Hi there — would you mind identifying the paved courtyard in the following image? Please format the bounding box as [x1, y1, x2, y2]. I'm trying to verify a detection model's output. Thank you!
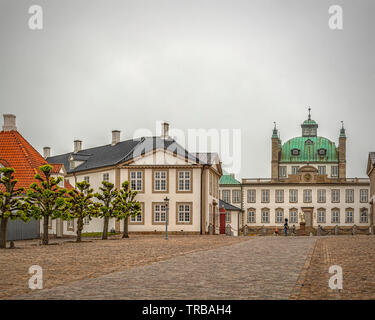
[4, 235, 375, 300]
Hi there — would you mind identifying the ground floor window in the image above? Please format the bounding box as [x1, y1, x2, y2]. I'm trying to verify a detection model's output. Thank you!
[317, 209, 326, 223]
[83, 216, 90, 225]
[177, 203, 191, 223]
[153, 203, 167, 223]
[331, 209, 340, 224]
[289, 210, 298, 224]
[345, 209, 354, 223]
[275, 209, 283, 223]
[360, 209, 368, 223]
[261, 209, 270, 223]
[247, 209, 255, 223]
[226, 212, 231, 223]
[67, 219, 74, 231]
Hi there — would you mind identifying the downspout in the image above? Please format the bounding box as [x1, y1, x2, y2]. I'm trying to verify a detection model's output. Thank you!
[200, 164, 208, 235]
[239, 183, 243, 235]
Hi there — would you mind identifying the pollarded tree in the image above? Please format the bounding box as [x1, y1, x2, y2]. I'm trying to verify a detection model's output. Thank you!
[26, 164, 69, 245]
[116, 181, 141, 239]
[64, 181, 95, 242]
[94, 181, 120, 240]
[0, 167, 29, 249]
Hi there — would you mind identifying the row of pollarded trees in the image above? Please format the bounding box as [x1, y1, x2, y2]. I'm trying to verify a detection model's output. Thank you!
[0, 164, 141, 248]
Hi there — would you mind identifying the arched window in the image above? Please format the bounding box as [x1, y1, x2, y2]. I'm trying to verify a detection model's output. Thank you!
[247, 208, 256, 224]
[275, 208, 284, 224]
[261, 208, 270, 223]
[345, 208, 354, 223]
[360, 208, 368, 223]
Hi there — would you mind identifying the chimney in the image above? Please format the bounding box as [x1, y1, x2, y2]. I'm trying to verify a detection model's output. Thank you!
[112, 130, 120, 146]
[2, 114, 17, 131]
[161, 122, 169, 139]
[43, 147, 51, 159]
[74, 140, 82, 153]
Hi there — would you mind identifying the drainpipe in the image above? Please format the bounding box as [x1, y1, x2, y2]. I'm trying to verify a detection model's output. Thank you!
[200, 164, 209, 235]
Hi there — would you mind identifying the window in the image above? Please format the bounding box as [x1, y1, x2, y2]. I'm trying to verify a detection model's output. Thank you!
[261, 190, 270, 203]
[360, 189, 368, 203]
[209, 173, 212, 196]
[130, 203, 143, 223]
[153, 203, 167, 223]
[275, 209, 284, 223]
[209, 204, 213, 224]
[153, 170, 168, 192]
[291, 149, 300, 156]
[247, 189, 256, 203]
[232, 190, 241, 203]
[103, 173, 109, 182]
[331, 209, 340, 224]
[261, 209, 270, 223]
[222, 190, 230, 203]
[177, 203, 191, 223]
[346, 189, 354, 203]
[83, 217, 90, 225]
[67, 219, 74, 231]
[317, 189, 326, 203]
[331, 189, 340, 203]
[279, 166, 286, 178]
[345, 209, 354, 223]
[317, 209, 326, 223]
[225, 211, 231, 223]
[292, 166, 299, 175]
[303, 189, 312, 203]
[318, 149, 327, 156]
[84, 176, 90, 183]
[331, 166, 339, 177]
[177, 170, 191, 192]
[247, 209, 256, 223]
[275, 190, 284, 203]
[130, 171, 143, 191]
[360, 209, 368, 223]
[289, 210, 298, 223]
[289, 189, 298, 203]
[318, 166, 326, 175]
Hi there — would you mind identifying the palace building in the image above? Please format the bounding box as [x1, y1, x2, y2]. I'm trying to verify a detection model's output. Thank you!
[219, 111, 371, 234]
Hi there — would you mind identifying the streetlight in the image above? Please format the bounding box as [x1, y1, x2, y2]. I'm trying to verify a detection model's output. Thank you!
[164, 196, 169, 240]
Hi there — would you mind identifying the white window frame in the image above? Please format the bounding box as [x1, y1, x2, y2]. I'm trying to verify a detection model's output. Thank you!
[247, 189, 256, 203]
[154, 204, 167, 222]
[317, 189, 326, 203]
[292, 166, 299, 175]
[275, 190, 284, 203]
[289, 210, 298, 224]
[318, 166, 326, 175]
[177, 203, 191, 223]
[345, 209, 354, 223]
[247, 209, 255, 223]
[303, 189, 312, 203]
[317, 209, 326, 223]
[261, 190, 270, 203]
[103, 173, 109, 182]
[331, 166, 339, 177]
[331, 189, 340, 203]
[130, 171, 143, 191]
[331, 209, 340, 224]
[360, 209, 368, 223]
[222, 190, 230, 203]
[289, 189, 298, 203]
[84, 176, 90, 183]
[232, 190, 241, 203]
[279, 166, 287, 178]
[346, 189, 354, 203]
[261, 209, 270, 223]
[177, 171, 191, 191]
[154, 171, 167, 192]
[360, 189, 368, 203]
[275, 209, 283, 223]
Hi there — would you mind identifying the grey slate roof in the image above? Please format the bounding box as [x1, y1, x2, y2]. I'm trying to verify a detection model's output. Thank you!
[47, 137, 204, 174]
[191, 152, 219, 165]
[219, 199, 241, 211]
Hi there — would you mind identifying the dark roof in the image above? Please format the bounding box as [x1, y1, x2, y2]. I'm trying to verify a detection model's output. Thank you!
[47, 137, 203, 174]
[219, 199, 241, 211]
[192, 152, 219, 165]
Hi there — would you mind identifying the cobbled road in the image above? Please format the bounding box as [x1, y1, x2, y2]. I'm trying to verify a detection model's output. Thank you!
[16, 237, 315, 300]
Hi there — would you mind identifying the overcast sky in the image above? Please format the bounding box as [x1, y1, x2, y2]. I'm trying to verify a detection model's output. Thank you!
[1, 0, 374, 178]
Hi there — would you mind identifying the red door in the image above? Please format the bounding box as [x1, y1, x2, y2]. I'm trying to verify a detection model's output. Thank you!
[220, 213, 226, 234]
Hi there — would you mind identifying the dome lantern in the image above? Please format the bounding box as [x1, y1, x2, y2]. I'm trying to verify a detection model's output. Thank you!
[301, 107, 318, 137]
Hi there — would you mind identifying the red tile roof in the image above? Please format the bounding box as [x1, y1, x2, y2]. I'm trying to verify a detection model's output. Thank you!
[64, 179, 74, 191]
[0, 130, 49, 190]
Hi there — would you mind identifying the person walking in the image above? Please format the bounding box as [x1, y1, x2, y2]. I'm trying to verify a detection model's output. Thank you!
[284, 218, 289, 236]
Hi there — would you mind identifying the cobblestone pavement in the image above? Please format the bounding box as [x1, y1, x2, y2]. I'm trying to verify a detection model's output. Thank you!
[0, 235, 249, 299]
[15, 237, 315, 300]
[290, 235, 375, 300]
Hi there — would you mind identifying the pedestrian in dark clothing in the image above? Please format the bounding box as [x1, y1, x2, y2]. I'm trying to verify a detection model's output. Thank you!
[284, 218, 289, 236]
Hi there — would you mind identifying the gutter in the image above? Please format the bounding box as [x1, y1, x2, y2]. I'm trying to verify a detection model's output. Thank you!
[200, 164, 209, 235]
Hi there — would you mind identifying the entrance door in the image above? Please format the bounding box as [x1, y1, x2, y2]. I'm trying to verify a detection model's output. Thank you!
[220, 213, 226, 234]
[303, 209, 313, 227]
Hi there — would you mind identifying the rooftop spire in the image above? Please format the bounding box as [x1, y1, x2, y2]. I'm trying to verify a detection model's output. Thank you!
[308, 107, 311, 120]
[272, 121, 278, 138]
[340, 120, 346, 137]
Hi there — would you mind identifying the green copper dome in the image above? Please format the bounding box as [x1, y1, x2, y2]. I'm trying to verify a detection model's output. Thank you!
[303, 119, 317, 125]
[280, 136, 338, 163]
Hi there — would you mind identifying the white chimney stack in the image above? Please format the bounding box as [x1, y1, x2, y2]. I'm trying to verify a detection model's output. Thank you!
[112, 130, 120, 146]
[2, 114, 17, 131]
[43, 147, 51, 159]
[161, 122, 169, 139]
[74, 140, 82, 153]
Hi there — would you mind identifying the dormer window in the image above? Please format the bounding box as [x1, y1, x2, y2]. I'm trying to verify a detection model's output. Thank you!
[291, 149, 300, 156]
[318, 148, 326, 156]
[305, 139, 313, 145]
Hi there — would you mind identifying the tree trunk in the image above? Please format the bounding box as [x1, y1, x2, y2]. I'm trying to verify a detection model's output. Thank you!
[102, 216, 109, 240]
[42, 216, 49, 245]
[122, 217, 129, 238]
[0, 218, 9, 249]
[76, 217, 84, 242]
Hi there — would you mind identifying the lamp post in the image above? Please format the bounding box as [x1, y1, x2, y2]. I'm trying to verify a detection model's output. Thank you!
[164, 196, 169, 240]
